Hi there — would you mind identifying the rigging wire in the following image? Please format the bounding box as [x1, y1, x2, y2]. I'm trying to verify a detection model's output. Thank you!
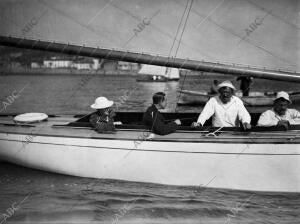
[163, 0, 191, 100]
[173, 0, 194, 112]
[174, 0, 194, 58]
[167, 0, 190, 58]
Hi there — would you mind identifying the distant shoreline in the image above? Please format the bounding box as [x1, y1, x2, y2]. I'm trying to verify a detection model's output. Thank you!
[0, 67, 139, 76]
[0, 67, 228, 78]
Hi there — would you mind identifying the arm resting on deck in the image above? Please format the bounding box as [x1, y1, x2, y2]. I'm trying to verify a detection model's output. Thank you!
[143, 107, 178, 135]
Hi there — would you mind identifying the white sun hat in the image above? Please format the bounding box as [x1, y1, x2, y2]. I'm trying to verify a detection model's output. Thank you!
[91, 97, 114, 109]
[275, 91, 292, 104]
[217, 80, 236, 90]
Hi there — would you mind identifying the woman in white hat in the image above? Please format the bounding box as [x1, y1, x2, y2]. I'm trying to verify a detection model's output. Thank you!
[89, 97, 116, 133]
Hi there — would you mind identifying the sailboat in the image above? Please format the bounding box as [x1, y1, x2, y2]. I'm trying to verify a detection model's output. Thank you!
[0, 0, 300, 193]
[0, 35, 300, 193]
[165, 67, 180, 81]
[136, 64, 180, 82]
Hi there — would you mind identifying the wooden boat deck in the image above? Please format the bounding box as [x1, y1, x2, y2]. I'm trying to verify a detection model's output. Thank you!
[1, 115, 300, 144]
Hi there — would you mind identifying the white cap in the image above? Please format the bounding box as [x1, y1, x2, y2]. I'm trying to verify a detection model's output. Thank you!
[218, 80, 236, 90]
[275, 91, 291, 104]
[91, 97, 114, 109]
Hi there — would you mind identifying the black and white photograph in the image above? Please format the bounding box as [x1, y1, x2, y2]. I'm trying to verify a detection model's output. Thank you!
[0, 0, 299, 223]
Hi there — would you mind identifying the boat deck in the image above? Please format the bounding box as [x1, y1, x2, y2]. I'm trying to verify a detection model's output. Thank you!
[0, 115, 300, 144]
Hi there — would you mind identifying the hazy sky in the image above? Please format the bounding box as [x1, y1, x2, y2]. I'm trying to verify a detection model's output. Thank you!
[0, 0, 299, 71]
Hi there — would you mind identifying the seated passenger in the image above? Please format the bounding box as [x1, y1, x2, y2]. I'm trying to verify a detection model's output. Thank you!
[257, 91, 300, 129]
[143, 92, 181, 135]
[192, 80, 251, 129]
[89, 97, 116, 133]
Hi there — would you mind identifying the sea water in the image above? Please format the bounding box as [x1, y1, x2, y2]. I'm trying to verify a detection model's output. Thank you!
[0, 162, 299, 224]
[1, 73, 300, 114]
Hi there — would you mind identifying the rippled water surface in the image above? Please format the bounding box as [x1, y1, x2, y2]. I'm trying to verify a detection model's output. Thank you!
[0, 162, 299, 224]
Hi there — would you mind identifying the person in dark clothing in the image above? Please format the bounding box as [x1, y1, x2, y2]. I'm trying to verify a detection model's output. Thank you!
[143, 92, 181, 135]
[89, 97, 116, 133]
[209, 80, 219, 94]
[236, 76, 253, 96]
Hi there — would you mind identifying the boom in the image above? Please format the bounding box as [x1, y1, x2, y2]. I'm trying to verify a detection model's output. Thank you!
[1, 35, 300, 82]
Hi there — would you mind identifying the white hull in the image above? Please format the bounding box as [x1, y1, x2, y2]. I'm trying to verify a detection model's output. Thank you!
[0, 131, 299, 193]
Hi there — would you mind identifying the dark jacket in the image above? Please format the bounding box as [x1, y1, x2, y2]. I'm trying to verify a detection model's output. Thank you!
[143, 104, 178, 135]
[89, 112, 115, 133]
[237, 77, 252, 91]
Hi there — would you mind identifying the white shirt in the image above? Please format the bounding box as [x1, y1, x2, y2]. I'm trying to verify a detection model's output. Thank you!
[257, 109, 300, 126]
[197, 96, 251, 127]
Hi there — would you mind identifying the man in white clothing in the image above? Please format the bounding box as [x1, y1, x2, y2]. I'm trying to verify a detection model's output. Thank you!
[257, 91, 300, 129]
[192, 80, 251, 129]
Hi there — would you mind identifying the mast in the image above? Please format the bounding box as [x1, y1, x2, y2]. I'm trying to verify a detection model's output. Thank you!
[1, 35, 300, 83]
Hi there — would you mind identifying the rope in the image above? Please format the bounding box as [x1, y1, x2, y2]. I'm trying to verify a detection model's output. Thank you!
[167, 0, 190, 58]
[173, 0, 194, 112]
[163, 0, 191, 90]
[174, 0, 194, 57]
[205, 126, 224, 137]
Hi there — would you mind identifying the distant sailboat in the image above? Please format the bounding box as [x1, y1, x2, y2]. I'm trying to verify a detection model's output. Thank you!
[136, 64, 180, 82]
[165, 67, 180, 81]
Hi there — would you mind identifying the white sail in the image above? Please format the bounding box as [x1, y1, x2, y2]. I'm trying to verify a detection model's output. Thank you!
[0, 0, 299, 71]
[138, 64, 167, 76]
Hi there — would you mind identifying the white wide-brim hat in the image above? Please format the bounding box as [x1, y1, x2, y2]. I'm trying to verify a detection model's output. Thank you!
[275, 91, 292, 104]
[217, 80, 236, 90]
[91, 97, 114, 109]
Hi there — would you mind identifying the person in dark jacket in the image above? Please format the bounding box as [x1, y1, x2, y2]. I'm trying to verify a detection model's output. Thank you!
[143, 92, 181, 135]
[236, 76, 253, 96]
[209, 80, 219, 94]
[89, 97, 116, 133]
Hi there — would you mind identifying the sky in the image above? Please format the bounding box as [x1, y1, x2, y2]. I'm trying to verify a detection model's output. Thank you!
[0, 0, 299, 71]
